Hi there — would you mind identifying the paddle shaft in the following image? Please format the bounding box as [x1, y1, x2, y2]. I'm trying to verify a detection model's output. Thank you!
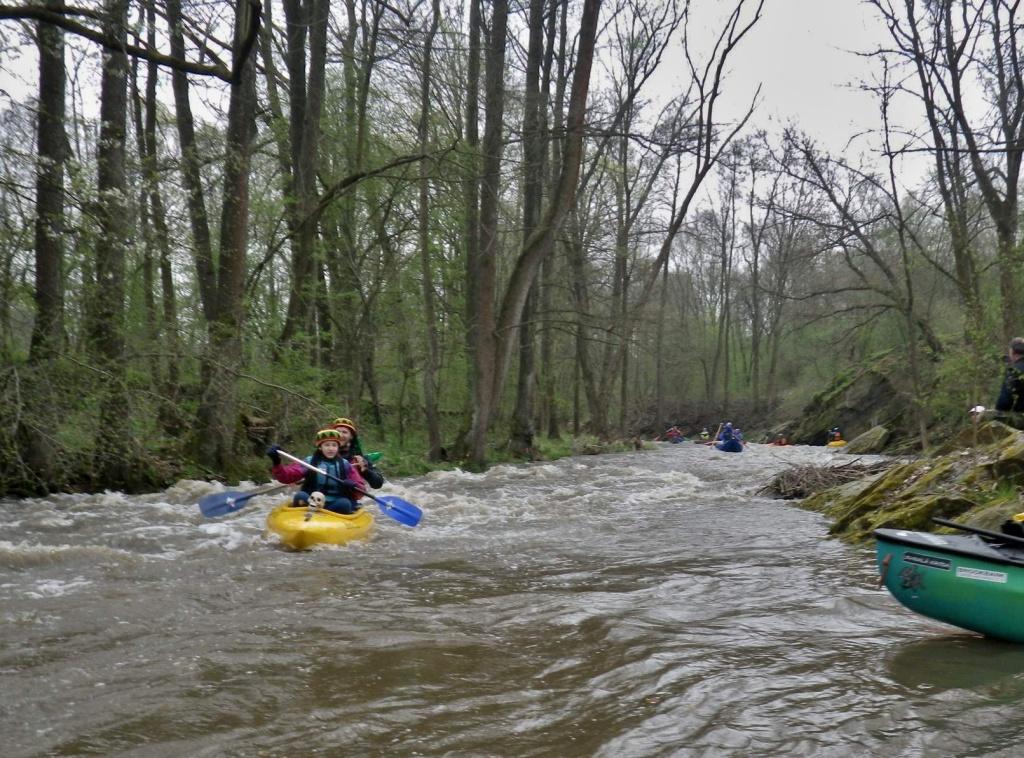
[276, 449, 382, 505]
[238, 481, 292, 502]
[707, 422, 723, 446]
[932, 516, 1024, 550]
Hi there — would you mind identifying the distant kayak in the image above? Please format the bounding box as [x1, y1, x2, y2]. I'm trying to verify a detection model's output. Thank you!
[266, 502, 374, 550]
[826, 440, 847, 448]
[714, 439, 744, 453]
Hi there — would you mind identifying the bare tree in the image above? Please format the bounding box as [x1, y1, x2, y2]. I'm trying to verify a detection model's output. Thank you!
[419, 0, 443, 459]
[30, 0, 66, 360]
[868, 0, 1004, 345]
[194, 0, 260, 469]
[20, 0, 68, 485]
[89, 0, 131, 486]
[277, 0, 329, 344]
[166, 0, 217, 321]
[509, 0, 550, 458]
[464, 0, 602, 466]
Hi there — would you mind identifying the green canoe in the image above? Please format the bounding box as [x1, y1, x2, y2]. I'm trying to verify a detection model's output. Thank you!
[876, 519, 1024, 643]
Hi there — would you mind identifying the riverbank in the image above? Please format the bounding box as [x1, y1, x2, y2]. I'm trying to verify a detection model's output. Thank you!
[776, 420, 1024, 543]
[1, 432, 648, 500]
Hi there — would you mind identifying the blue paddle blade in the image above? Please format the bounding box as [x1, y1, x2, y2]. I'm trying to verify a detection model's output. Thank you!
[199, 490, 257, 518]
[372, 495, 422, 527]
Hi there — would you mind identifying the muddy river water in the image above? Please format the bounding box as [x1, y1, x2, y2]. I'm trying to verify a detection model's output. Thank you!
[4, 443, 1024, 756]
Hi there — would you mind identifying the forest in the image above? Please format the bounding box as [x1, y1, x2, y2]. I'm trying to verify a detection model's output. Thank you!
[0, 0, 1021, 496]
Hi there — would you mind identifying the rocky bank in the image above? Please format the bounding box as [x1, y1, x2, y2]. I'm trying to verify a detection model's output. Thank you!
[794, 420, 1024, 543]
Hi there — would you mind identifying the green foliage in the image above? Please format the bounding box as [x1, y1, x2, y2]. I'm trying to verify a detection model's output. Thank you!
[929, 342, 999, 423]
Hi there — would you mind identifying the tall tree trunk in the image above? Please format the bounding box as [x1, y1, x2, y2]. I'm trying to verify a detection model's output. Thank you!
[278, 0, 329, 345]
[541, 0, 567, 440]
[90, 0, 131, 487]
[21, 0, 68, 488]
[166, 0, 216, 322]
[419, 0, 443, 460]
[509, 0, 547, 457]
[130, 56, 158, 381]
[460, 0, 482, 439]
[133, 0, 180, 391]
[194, 0, 259, 470]
[465, 0, 510, 466]
[568, 210, 606, 434]
[613, 130, 630, 432]
[655, 257, 668, 431]
[30, 0, 66, 360]
[325, 0, 380, 389]
[467, 0, 602, 466]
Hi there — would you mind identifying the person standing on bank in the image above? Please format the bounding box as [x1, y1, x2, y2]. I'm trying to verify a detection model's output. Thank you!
[330, 417, 385, 489]
[996, 337, 1024, 413]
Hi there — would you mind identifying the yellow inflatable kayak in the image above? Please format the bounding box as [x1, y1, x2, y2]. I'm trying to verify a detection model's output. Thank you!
[266, 502, 374, 550]
[826, 440, 847, 447]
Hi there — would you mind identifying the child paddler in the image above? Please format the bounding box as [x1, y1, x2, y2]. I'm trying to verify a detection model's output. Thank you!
[267, 428, 367, 514]
[329, 417, 385, 489]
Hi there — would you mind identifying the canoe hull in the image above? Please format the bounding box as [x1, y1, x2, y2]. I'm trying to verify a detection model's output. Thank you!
[875, 527, 1024, 643]
[266, 502, 374, 550]
[714, 439, 743, 453]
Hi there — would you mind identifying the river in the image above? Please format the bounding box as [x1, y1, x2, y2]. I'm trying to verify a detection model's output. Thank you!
[4, 442, 1024, 757]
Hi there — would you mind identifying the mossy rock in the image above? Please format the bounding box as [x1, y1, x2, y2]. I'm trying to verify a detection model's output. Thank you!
[933, 420, 1020, 455]
[985, 438, 1024, 484]
[792, 417, 1024, 543]
[800, 470, 890, 512]
[838, 493, 978, 543]
[841, 425, 890, 454]
[899, 459, 957, 497]
[959, 496, 1024, 532]
[801, 459, 930, 530]
[788, 351, 916, 446]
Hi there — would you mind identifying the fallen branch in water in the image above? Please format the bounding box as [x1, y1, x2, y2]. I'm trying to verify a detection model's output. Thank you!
[759, 460, 894, 500]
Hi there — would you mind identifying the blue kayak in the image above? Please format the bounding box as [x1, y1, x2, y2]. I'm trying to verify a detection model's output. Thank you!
[715, 439, 743, 453]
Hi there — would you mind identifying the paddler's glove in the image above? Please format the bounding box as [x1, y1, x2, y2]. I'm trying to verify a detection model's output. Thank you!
[266, 444, 282, 466]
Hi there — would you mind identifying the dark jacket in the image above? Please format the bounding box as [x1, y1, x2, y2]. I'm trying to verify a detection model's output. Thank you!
[353, 458, 385, 489]
[343, 437, 385, 489]
[996, 358, 1024, 412]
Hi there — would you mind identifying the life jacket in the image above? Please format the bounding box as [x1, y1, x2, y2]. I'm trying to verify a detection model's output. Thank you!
[302, 454, 366, 506]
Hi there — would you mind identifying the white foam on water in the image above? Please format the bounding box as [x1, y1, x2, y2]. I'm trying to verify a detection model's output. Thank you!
[24, 576, 92, 598]
[484, 462, 563, 480]
[421, 468, 484, 483]
[93, 491, 133, 508]
[29, 514, 75, 529]
[190, 519, 266, 553]
[619, 471, 705, 506]
[0, 540, 138, 568]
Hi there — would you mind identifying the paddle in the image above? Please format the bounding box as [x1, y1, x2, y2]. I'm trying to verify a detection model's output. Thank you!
[706, 422, 723, 447]
[199, 482, 292, 518]
[276, 449, 422, 527]
[932, 516, 1024, 550]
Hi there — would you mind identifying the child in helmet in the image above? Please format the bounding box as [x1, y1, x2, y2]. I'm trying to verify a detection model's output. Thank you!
[329, 417, 385, 489]
[267, 428, 367, 514]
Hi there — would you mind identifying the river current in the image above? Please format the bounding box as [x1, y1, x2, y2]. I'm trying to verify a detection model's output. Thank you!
[4, 442, 1024, 757]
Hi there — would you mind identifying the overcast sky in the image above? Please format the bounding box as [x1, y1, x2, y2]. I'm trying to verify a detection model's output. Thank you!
[694, 0, 905, 156]
[0, 0, 905, 164]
